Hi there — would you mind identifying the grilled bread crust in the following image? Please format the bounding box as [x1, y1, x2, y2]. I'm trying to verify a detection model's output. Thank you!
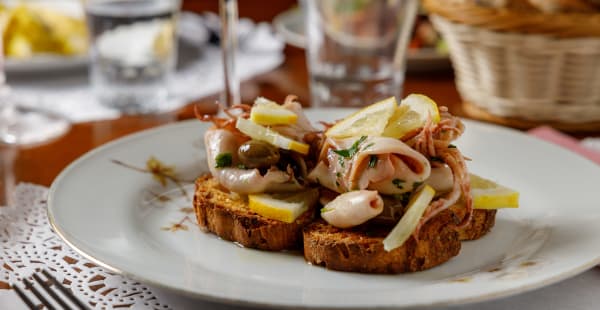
[302, 211, 461, 274]
[451, 207, 497, 241]
[193, 175, 315, 251]
[194, 175, 496, 272]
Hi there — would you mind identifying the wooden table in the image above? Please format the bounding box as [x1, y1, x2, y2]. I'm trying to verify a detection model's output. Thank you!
[7, 0, 465, 188]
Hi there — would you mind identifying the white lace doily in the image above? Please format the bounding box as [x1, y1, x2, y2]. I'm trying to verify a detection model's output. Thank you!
[0, 184, 171, 309]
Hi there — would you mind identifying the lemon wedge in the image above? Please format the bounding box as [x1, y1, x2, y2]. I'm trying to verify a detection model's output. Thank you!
[470, 174, 519, 209]
[248, 189, 319, 223]
[236, 118, 310, 155]
[383, 185, 436, 251]
[325, 97, 397, 139]
[250, 97, 298, 125]
[383, 94, 441, 139]
[153, 21, 175, 59]
[403, 94, 441, 123]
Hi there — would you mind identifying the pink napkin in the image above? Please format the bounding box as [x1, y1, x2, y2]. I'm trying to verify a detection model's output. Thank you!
[528, 126, 600, 165]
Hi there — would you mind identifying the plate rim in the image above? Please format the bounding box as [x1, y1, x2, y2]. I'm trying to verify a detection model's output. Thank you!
[47, 117, 600, 309]
[5, 54, 89, 73]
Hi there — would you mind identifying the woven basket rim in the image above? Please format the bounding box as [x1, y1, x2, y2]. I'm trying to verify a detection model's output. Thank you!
[423, 0, 600, 38]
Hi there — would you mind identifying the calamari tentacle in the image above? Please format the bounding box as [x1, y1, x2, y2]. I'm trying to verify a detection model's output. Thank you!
[414, 147, 472, 238]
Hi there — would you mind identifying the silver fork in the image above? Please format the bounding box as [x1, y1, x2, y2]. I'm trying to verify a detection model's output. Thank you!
[12, 269, 90, 310]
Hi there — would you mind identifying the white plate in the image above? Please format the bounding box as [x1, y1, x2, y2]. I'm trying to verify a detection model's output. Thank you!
[47, 110, 600, 309]
[273, 8, 451, 72]
[3, 0, 87, 74]
[5, 55, 88, 74]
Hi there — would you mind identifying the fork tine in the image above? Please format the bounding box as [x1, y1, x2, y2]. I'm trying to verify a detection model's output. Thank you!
[23, 278, 57, 310]
[42, 269, 90, 310]
[32, 273, 72, 310]
[12, 283, 37, 310]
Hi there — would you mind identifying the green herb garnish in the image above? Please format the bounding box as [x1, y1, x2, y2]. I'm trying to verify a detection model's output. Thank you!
[333, 136, 367, 158]
[400, 192, 412, 206]
[430, 156, 444, 163]
[392, 178, 404, 189]
[448, 144, 457, 149]
[368, 155, 378, 168]
[215, 153, 233, 168]
[336, 172, 342, 178]
[393, 192, 413, 206]
[338, 156, 345, 168]
[321, 207, 333, 213]
[413, 181, 424, 189]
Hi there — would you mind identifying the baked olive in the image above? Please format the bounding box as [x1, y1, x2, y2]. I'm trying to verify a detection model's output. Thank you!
[238, 140, 280, 169]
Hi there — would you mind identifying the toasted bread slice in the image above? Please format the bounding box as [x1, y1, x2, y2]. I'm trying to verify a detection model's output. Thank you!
[451, 206, 497, 241]
[303, 211, 460, 274]
[193, 175, 315, 251]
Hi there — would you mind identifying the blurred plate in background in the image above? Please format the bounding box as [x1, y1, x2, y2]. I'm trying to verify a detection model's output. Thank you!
[2, 0, 88, 73]
[5, 55, 88, 74]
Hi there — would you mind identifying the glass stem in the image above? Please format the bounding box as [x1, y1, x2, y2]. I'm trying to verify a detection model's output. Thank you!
[392, 0, 419, 69]
[219, 0, 240, 108]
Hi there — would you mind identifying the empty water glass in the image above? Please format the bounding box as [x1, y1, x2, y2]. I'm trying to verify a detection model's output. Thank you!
[84, 0, 181, 114]
[303, 0, 418, 107]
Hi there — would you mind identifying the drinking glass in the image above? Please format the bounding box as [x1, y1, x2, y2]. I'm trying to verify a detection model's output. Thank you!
[0, 23, 70, 147]
[303, 0, 419, 107]
[0, 29, 68, 207]
[0, 145, 16, 207]
[84, 0, 181, 114]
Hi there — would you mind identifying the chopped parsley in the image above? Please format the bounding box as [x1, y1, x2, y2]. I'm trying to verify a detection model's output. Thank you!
[333, 136, 367, 158]
[335, 180, 340, 187]
[237, 163, 247, 169]
[336, 172, 342, 178]
[338, 156, 345, 168]
[430, 156, 444, 163]
[392, 178, 404, 189]
[413, 181, 424, 189]
[321, 207, 333, 213]
[368, 155, 378, 168]
[215, 153, 233, 168]
[448, 144, 457, 149]
[393, 192, 413, 206]
[399, 192, 412, 206]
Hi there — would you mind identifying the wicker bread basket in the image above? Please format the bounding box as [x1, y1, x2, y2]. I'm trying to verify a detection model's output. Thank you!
[424, 0, 600, 126]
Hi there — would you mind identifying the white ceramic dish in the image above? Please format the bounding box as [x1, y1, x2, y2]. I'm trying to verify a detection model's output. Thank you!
[3, 0, 87, 74]
[273, 8, 451, 72]
[48, 110, 600, 309]
[5, 55, 88, 74]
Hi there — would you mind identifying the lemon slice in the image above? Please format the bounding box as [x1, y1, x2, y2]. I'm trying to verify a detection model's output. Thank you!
[325, 97, 397, 138]
[403, 94, 440, 123]
[383, 94, 441, 139]
[153, 21, 175, 59]
[250, 97, 298, 125]
[248, 189, 319, 223]
[236, 118, 310, 155]
[383, 185, 436, 251]
[470, 174, 519, 209]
